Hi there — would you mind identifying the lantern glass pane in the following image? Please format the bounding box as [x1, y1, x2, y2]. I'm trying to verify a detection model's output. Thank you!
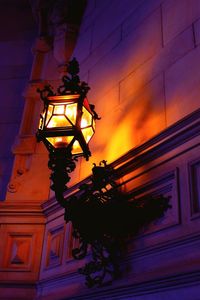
[65, 103, 77, 125]
[45, 105, 53, 125]
[81, 107, 92, 128]
[46, 136, 73, 148]
[54, 105, 65, 114]
[81, 127, 94, 143]
[47, 115, 71, 128]
[72, 140, 82, 155]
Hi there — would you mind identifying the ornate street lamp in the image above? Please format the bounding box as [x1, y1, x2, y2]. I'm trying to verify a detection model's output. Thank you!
[37, 58, 170, 288]
[37, 58, 100, 205]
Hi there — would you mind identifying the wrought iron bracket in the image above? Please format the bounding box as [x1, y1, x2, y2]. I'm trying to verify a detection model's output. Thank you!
[36, 58, 170, 288]
[50, 160, 171, 288]
[48, 147, 78, 208]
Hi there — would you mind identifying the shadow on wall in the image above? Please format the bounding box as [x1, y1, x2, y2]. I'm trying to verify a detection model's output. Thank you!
[82, 32, 164, 170]
[80, 74, 166, 180]
[76, 6, 195, 180]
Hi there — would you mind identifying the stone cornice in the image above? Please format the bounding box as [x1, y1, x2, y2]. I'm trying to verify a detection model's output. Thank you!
[37, 268, 200, 300]
[0, 201, 45, 223]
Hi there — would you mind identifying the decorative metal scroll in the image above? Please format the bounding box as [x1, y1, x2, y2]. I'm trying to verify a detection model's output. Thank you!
[63, 161, 171, 288]
[37, 58, 91, 100]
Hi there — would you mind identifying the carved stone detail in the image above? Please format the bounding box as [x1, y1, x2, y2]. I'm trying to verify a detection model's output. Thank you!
[46, 226, 64, 268]
[3, 234, 32, 270]
[188, 158, 200, 216]
[7, 155, 30, 193]
[10, 239, 30, 265]
[131, 169, 180, 234]
[7, 180, 21, 193]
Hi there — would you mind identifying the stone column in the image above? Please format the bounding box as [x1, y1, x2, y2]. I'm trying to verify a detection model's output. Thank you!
[0, 1, 86, 298]
[0, 3, 53, 298]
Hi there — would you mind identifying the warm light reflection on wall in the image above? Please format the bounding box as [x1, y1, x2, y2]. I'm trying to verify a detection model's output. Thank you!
[71, 34, 170, 182]
[79, 80, 165, 181]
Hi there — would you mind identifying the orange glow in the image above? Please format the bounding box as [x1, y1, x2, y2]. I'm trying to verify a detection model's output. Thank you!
[82, 127, 94, 143]
[44, 102, 78, 128]
[54, 105, 65, 114]
[76, 30, 174, 184]
[72, 140, 82, 154]
[47, 115, 71, 128]
[46, 137, 83, 154]
[80, 106, 94, 143]
[66, 103, 77, 125]
[81, 107, 92, 128]
[46, 136, 73, 148]
[47, 95, 79, 101]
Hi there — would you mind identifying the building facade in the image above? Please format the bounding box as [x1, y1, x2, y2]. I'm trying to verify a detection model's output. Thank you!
[0, 0, 200, 299]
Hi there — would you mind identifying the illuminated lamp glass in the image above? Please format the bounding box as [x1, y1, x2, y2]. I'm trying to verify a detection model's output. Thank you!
[38, 94, 95, 158]
[80, 101, 95, 144]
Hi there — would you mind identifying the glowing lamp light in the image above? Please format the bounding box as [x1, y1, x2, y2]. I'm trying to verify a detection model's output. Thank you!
[37, 58, 99, 160]
[38, 94, 95, 158]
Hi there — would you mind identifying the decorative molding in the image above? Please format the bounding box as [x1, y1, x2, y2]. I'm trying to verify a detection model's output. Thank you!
[45, 225, 64, 269]
[65, 221, 75, 261]
[36, 267, 200, 300]
[7, 154, 32, 194]
[1, 233, 33, 271]
[63, 270, 200, 300]
[0, 201, 44, 222]
[36, 231, 200, 290]
[188, 157, 200, 218]
[127, 231, 200, 260]
[129, 169, 180, 235]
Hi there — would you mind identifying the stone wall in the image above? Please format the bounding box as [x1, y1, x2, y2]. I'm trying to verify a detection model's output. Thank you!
[71, 0, 200, 180]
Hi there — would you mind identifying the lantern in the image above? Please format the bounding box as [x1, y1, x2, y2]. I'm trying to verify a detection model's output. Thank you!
[37, 58, 98, 160]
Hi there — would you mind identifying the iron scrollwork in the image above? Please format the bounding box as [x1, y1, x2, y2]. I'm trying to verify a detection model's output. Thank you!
[63, 161, 171, 288]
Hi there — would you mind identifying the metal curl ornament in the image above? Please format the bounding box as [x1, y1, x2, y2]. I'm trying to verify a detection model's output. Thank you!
[65, 161, 171, 288]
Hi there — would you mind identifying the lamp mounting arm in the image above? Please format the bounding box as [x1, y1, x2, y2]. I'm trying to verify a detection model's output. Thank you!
[48, 148, 78, 208]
